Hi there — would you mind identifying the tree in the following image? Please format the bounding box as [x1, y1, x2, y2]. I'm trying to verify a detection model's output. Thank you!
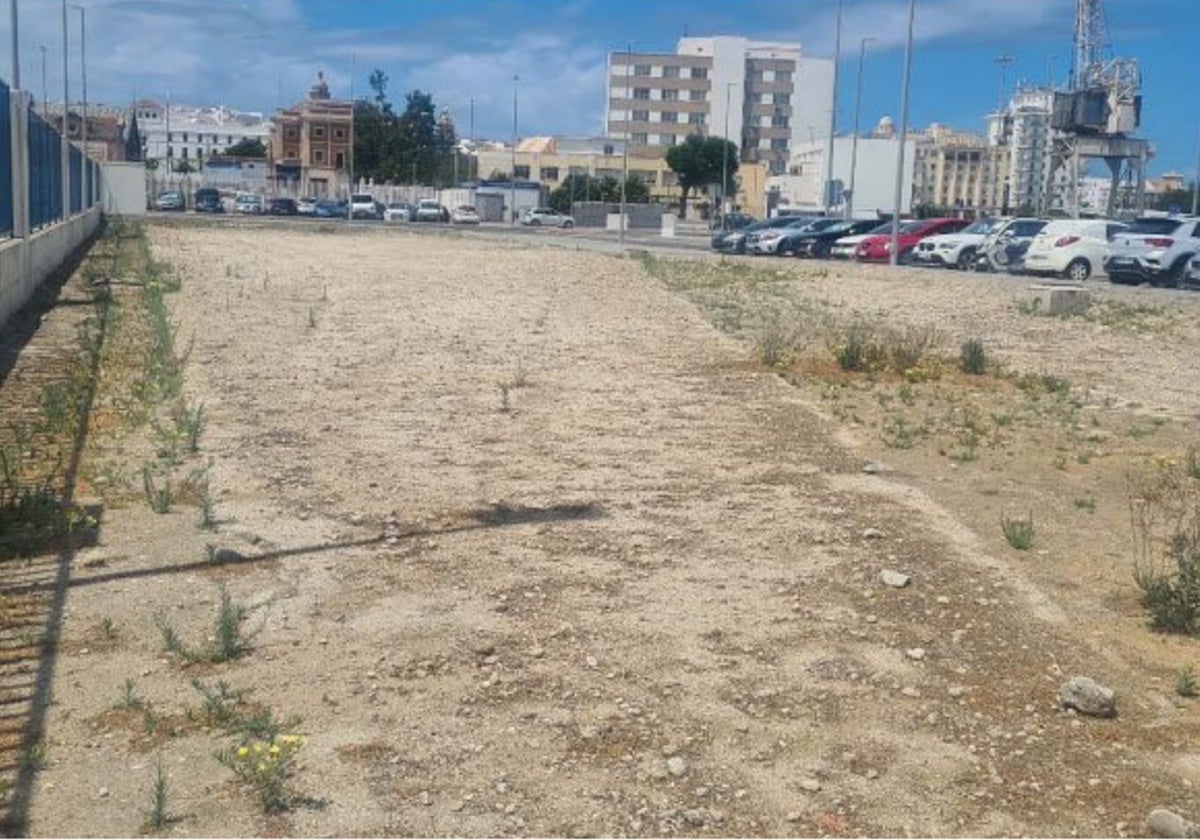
[222, 137, 266, 158]
[352, 73, 456, 186]
[124, 109, 142, 162]
[546, 174, 651, 214]
[665, 134, 738, 218]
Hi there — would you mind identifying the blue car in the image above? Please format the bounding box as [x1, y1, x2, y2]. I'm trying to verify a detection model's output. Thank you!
[313, 200, 344, 218]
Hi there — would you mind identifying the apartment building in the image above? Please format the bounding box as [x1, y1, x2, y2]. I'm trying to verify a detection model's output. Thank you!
[133, 99, 270, 170]
[911, 124, 1009, 213]
[39, 103, 129, 162]
[605, 36, 833, 175]
[985, 86, 1076, 214]
[269, 73, 354, 197]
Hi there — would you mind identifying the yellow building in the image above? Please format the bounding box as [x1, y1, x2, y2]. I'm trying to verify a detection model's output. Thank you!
[269, 72, 354, 197]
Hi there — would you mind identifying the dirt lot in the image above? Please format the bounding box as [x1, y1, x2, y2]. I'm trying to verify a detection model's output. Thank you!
[7, 222, 1200, 836]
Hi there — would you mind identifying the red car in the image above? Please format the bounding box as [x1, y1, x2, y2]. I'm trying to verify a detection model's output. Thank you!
[855, 218, 970, 263]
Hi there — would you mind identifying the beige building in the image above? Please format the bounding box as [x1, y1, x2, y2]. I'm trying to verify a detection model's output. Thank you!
[911, 124, 1010, 214]
[269, 73, 353, 196]
[606, 36, 833, 176]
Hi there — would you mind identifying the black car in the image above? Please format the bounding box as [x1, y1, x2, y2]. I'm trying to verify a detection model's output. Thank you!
[269, 197, 298, 216]
[712, 216, 805, 254]
[788, 218, 887, 258]
[713, 212, 756, 232]
[776, 218, 849, 255]
[194, 187, 224, 213]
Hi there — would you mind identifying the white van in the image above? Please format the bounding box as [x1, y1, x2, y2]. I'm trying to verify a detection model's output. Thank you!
[1022, 218, 1127, 281]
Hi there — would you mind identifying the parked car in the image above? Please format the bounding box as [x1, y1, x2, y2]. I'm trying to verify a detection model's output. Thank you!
[1022, 218, 1126, 281]
[713, 216, 804, 254]
[974, 218, 1046, 272]
[912, 217, 1008, 270]
[296, 197, 317, 216]
[268, 197, 298, 216]
[451, 204, 481, 225]
[233, 193, 264, 215]
[313, 199, 343, 218]
[789, 218, 885, 259]
[1187, 254, 1200, 288]
[349, 193, 379, 220]
[415, 198, 446, 222]
[1104, 216, 1200, 287]
[712, 212, 756, 232]
[383, 202, 414, 222]
[855, 218, 970, 263]
[521, 208, 575, 228]
[154, 190, 185, 212]
[769, 219, 846, 256]
[193, 187, 223, 213]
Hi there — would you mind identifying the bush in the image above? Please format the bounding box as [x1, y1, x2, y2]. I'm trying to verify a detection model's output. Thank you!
[960, 338, 988, 375]
[1131, 461, 1200, 635]
[832, 322, 884, 372]
[888, 326, 940, 374]
[1001, 512, 1035, 550]
[1136, 532, 1200, 634]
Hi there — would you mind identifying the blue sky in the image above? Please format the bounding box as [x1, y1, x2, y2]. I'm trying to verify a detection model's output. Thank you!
[1, 0, 1196, 177]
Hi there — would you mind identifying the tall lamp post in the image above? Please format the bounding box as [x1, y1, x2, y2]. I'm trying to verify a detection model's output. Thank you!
[67, 4, 86, 207]
[721, 81, 734, 227]
[39, 45, 47, 114]
[1192, 119, 1200, 217]
[889, 0, 916, 267]
[846, 36, 875, 220]
[60, 0, 69, 217]
[511, 75, 518, 224]
[620, 42, 633, 245]
[824, 0, 843, 215]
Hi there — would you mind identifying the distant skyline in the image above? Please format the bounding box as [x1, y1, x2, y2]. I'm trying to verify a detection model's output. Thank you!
[0, 0, 1196, 177]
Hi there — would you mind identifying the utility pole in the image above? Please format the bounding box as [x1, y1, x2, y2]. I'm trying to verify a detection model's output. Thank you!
[620, 42, 631, 245]
[1192, 119, 1200, 217]
[889, 0, 916, 267]
[847, 36, 875, 220]
[10, 0, 19, 88]
[468, 97, 474, 181]
[825, 0, 843, 215]
[39, 45, 46, 114]
[995, 54, 1014, 113]
[721, 81, 732, 227]
[60, 0, 69, 217]
[68, 5, 86, 207]
[511, 75, 518, 223]
[348, 53, 354, 221]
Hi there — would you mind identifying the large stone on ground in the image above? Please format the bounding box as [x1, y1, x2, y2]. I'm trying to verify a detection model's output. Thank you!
[1058, 676, 1116, 718]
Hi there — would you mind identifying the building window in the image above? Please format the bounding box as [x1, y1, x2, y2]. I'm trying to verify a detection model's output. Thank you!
[603, 144, 615, 155]
[632, 110, 649, 122]
[662, 89, 679, 101]
[181, 147, 188, 159]
[659, 134, 676, 146]
[663, 66, 680, 78]
[286, 128, 298, 140]
[314, 149, 325, 164]
[748, 70, 763, 82]
[688, 112, 705, 125]
[334, 128, 346, 140]
[771, 114, 789, 128]
[770, 138, 788, 151]
[633, 63, 651, 76]
[661, 111, 678, 123]
[313, 126, 326, 139]
[633, 88, 650, 100]
[634, 170, 658, 185]
[334, 152, 345, 168]
[167, 132, 173, 142]
[540, 166, 559, 181]
[690, 67, 708, 79]
[777, 70, 792, 84]
[774, 93, 790, 106]
[227, 135, 233, 145]
[689, 89, 706, 102]
[514, 165, 530, 179]
[631, 133, 648, 145]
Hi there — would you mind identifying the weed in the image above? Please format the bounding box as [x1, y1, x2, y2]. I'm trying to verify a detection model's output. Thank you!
[146, 757, 172, 829]
[1076, 451, 1093, 465]
[1052, 454, 1068, 471]
[22, 742, 46, 771]
[177, 401, 205, 453]
[1130, 461, 1200, 635]
[307, 306, 316, 329]
[1001, 512, 1036, 550]
[1178, 665, 1198, 698]
[881, 414, 917, 450]
[198, 481, 217, 531]
[211, 585, 256, 663]
[231, 707, 303, 743]
[191, 679, 247, 726]
[142, 466, 173, 514]
[1126, 425, 1151, 439]
[498, 383, 512, 413]
[1135, 530, 1200, 634]
[155, 613, 187, 657]
[120, 678, 144, 710]
[218, 735, 304, 812]
[511, 360, 528, 388]
[888, 325, 940, 374]
[897, 383, 916, 406]
[1073, 496, 1098, 514]
[960, 338, 988, 375]
[831, 322, 883, 373]
[1187, 448, 1200, 480]
[100, 616, 118, 640]
[756, 317, 793, 367]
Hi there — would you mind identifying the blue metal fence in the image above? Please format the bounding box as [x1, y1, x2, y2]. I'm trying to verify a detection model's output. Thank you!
[0, 80, 12, 238]
[27, 109, 62, 229]
[68, 144, 82, 215]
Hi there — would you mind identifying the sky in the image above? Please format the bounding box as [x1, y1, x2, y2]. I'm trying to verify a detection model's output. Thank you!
[0, 0, 1196, 177]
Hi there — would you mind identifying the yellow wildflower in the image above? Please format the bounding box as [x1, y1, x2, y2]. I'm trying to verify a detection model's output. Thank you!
[236, 746, 249, 758]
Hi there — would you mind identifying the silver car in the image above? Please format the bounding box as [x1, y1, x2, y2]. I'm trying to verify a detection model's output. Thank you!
[1104, 216, 1200, 287]
[521, 208, 574, 228]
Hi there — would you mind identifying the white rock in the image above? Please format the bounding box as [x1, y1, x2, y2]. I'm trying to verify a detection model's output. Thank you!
[1146, 808, 1196, 838]
[906, 647, 926, 661]
[881, 570, 911, 588]
[862, 528, 885, 539]
[666, 756, 687, 777]
[799, 777, 822, 792]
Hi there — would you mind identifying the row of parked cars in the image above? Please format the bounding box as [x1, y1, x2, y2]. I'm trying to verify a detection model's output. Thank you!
[711, 212, 1200, 288]
[152, 190, 482, 224]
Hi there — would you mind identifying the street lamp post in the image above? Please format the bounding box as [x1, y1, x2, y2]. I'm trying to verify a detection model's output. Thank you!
[889, 0, 916, 267]
[1192, 119, 1200, 217]
[620, 41, 632, 245]
[60, 0, 69, 218]
[8, 0, 17, 88]
[825, 0, 843, 215]
[721, 81, 733, 227]
[39, 45, 47, 114]
[846, 36, 875, 220]
[67, 4, 86, 207]
[511, 75, 518, 224]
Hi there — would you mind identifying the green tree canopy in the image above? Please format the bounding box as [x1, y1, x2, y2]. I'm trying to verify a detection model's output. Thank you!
[547, 174, 650, 213]
[353, 71, 460, 186]
[221, 137, 267, 158]
[665, 133, 738, 218]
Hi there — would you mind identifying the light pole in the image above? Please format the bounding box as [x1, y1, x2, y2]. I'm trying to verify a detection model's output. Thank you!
[511, 74, 518, 224]
[824, 0, 843, 215]
[39, 45, 46, 113]
[846, 36, 875, 220]
[1192, 119, 1200, 217]
[60, 0, 69, 218]
[468, 97, 475, 181]
[348, 52, 355, 221]
[721, 81, 733, 227]
[67, 5, 86, 207]
[620, 41, 632, 245]
[889, 0, 916, 267]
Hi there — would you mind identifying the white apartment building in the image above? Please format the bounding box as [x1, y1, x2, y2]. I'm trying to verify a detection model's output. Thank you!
[133, 100, 271, 170]
[770, 136, 916, 215]
[986, 86, 1072, 214]
[606, 36, 833, 175]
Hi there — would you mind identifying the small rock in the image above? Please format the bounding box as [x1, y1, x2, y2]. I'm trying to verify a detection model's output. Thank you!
[472, 641, 496, 657]
[799, 777, 821, 793]
[528, 646, 546, 659]
[862, 528, 885, 540]
[1146, 808, 1196, 838]
[865, 769, 879, 780]
[419, 790, 432, 806]
[666, 756, 688, 777]
[905, 647, 926, 661]
[786, 811, 803, 823]
[585, 655, 599, 669]
[97, 787, 110, 798]
[862, 461, 886, 475]
[900, 686, 921, 698]
[1058, 676, 1117, 718]
[683, 809, 706, 826]
[211, 547, 245, 564]
[881, 570, 911, 588]
[948, 685, 968, 698]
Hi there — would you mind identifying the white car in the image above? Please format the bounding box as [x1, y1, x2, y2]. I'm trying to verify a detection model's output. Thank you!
[1187, 254, 1200, 288]
[912, 217, 1009, 270]
[521, 208, 574, 228]
[233, 193, 264, 215]
[349, 193, 378, 220]
[451, 204, 481, 225]
[1022, 218, 1127, 281]
[415, 199, 445, 222]
[383, 202, 413, 222]
[1104, 216, 1200, 287]
[296, 197, 317, 216]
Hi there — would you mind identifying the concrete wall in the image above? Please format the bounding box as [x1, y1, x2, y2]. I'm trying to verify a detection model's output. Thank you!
[0, 207, 101, 330]
[100, 162, 148, 216]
